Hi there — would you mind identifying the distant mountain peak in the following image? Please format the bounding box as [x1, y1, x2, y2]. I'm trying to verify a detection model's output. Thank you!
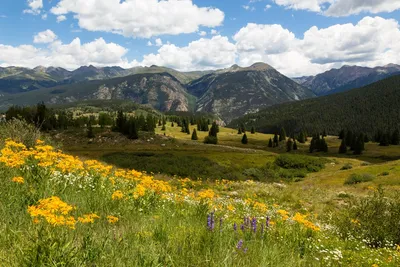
[249, 62, 273, 71]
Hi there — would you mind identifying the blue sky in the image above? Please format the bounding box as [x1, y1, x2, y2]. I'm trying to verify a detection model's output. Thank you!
[1, 0, 400, 77]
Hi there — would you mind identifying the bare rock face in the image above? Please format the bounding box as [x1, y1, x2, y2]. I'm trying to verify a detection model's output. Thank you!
[90, 73, 191, 112]
[188, 63, 315, 123]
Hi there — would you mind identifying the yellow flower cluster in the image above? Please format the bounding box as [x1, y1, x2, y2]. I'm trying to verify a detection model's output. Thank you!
[277, 209, 289, 220]
[27, 196, 76, 229]
[12, 176, 24, 184]
[292, 213, 320, 232]
[107, 215, 119, 224]
[0, 139, 30, 167]
[198, 189, 216, 201]
[78, 213, 100, 224]
[112, 190, 124, 200]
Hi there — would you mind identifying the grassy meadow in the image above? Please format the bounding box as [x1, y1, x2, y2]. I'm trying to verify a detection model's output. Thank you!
[1, 120, 400, 266]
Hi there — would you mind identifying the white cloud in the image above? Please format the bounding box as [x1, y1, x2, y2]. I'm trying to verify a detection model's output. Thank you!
[132, 35, 237, 71]
[242, 5, 255, 11]
[326, 0, 400, 17]
[211, 29, 219, 35]
[41, 13, 47, 20]
[155, 38, 163, 47]
[234, 23, 296, 54]
[199, 31, 207, 36]
[3, 16, 400, 77]
[33, 30, 58, 44]
[273, 0, 330, 12]
[0, 37, 130, 70]
[23, 0, 43, 15]
[301, 16, 400, 64]
[265, 5, 272, 10]
[272, 0, 400, 16]
[50, 0, 224, 38]
[57, 15, 67, 23]
[233, 17, 400, 76]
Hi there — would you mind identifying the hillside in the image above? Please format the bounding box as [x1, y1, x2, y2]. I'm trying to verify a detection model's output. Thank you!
[230, 74, 400, 136]
[188, 63, 315, 123]
[294, 64, 400, 96]
[0, 73, 195, 112]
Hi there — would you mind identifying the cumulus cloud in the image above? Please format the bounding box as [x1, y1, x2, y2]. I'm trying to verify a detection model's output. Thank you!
[3, 16, 400, 77]
[23, 0, 43, 15]
[33, 30, 57, 44]
[301, 16, 400, 64]
[56, 15, 67, 23]
[273, 0, 400, 16]
[0, 37, 130, 70]
[325, 0, 400, 17]
[50, 0, 224, 38]
[131, 35, 237, 71]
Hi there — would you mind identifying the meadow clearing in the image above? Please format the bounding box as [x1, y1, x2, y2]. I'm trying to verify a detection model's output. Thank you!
[1, 120, 400, 266]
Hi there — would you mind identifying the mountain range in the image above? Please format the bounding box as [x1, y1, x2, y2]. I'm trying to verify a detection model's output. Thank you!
[0, 62, 399, 123]
[293, 64, 400, 96]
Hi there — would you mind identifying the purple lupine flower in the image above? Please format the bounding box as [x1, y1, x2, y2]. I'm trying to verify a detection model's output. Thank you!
[233, 223, 237, 231]
[236, 239, 243, 249]
[266, 216, 270, 228]
[240, 224, 245, 232]
[251, 217, 257, 233]
[207, 212, 215, 231]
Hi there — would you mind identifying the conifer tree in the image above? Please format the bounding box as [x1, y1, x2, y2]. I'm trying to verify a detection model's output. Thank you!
[241, 134, 248, 144]
[171, 122, 174, 127]
[238, 128, 242, 134]
[127, 118, 139, 140]
[322, 129, 327, 137]
[161, 124, 166, 131]
[391, 129, 399, 145]
[298, 131, 306, 143]
[279, 127, 287, 141]
[339, 129, 345, 140]
[273, 133, 279, 147]
[251, 126, 255, 134]
[380, 133, 390, 146]
[293, 140, 298, 150]
[186, 126, 191, 135]
[191, 129, 198, 140]
[87, 121, 95, 138]
[346, 130, 353, 147]
[286, 138, 293, 152]
[268, 138, 273, 148]
[339, 138, 347, 154]
[239, 123, 246, 133]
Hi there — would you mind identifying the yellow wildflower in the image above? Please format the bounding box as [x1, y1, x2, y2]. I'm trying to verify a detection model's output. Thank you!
[78, 213, 100, 224]
[112, 190, 124, 200]
[12, 176, 24, 184]
[107, 215, 119, 224]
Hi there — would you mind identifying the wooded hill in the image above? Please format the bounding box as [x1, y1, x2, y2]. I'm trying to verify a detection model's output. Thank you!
[230, 74, 400, 137]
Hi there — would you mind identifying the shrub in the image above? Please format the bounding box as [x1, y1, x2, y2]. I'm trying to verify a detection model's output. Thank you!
[380, 171, 390, 176]
[340, 163, 353, 170]
[274, 154, 328, 172]
[0, 119, 43, 148]
[336, 188, 400, 248]
[344, 173, 374, 185]
[204, 136, 218, 144]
